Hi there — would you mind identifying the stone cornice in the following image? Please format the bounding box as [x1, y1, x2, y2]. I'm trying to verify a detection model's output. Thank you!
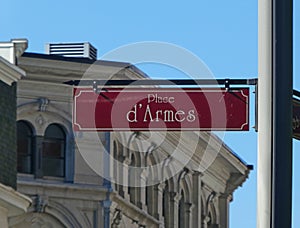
[111, 192, 160, 227]
[17, 179, 109, 201]
[18, 54, 147, 83]
[0, 183, 31, 217]
[12, 39, 28, 59]
[0, 57, 26, 85]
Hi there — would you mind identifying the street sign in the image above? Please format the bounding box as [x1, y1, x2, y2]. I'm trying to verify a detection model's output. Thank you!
[73, 87, 249, 131]
[293, 98, 300, 140]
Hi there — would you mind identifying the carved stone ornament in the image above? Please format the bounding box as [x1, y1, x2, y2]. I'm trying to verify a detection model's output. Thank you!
[35, 114, 46, 126]
[38, 97, 49, 112]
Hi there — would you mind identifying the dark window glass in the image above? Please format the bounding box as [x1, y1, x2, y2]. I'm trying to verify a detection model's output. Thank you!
[17, 121, 33, 174]
[43, 124, 65, 177]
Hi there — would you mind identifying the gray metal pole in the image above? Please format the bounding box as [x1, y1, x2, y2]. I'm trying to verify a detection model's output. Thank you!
[257, 0, 272, 227]
[271, 0, 293, 227]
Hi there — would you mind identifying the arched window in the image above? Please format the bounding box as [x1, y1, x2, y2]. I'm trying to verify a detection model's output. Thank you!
[17, 121, 33, 174]
[43, 124, 66, 177]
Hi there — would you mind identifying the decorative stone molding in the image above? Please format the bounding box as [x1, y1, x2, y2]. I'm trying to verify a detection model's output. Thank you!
[34, 195, 48, 213]
[0, 39, 28, 64]
[0, 57, 26, 85]
[0, 183, 31, 217]
[9, 211, 70, 228]
[0, 183, 31, 228]
[112, 209, 123, 228]
[0, 39, 27, 85]
[35, 114, 46, 126]
[38, 97, 49, 112]
[111, 194, 160, 227]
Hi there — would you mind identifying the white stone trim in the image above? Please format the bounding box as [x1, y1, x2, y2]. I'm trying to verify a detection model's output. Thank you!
[0, 57, 26, 85]
[0, 39, 28, 64]
[111, 192, 160, 227]
[0, 183, 31, 217]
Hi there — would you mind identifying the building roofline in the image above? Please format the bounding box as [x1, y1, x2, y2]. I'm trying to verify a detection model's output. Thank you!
[21, 52, 150, 79]
[0, 56, 26, 85]
[22, 52, 129, 67]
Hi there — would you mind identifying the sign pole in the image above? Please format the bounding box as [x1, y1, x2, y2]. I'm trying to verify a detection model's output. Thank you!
[257, 0, 273, 227]
[258, 0, 293, 227]
[271, 0, 293, 227]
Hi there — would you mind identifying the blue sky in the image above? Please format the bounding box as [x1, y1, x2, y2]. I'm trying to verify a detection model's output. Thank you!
[1, 0, 299, 227]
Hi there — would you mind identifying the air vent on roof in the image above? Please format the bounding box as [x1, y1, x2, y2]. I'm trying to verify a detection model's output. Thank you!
[45, 42, 97, 60]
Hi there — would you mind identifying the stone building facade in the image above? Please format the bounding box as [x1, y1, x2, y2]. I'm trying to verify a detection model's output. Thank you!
[10, 45, 252, 228]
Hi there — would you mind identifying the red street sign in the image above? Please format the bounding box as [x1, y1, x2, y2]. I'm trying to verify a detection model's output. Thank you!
[73, 87, 249, 131]
[293, 99, 300, 140]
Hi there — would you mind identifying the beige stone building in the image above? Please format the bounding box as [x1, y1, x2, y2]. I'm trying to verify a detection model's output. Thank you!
[11, 43, 252, 228]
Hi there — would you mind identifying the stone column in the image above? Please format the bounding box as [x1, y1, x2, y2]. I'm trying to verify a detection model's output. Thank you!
[192, 171, 202, 228]
[218, 194, 231, 228]
[184, 202, 193, 228]
[102, 200, 111, 228]
[155, 182, 165, 220]
[138, 169, 147, 210]
[118, 155, 130, 200]
[148, 182, 165, 220]
[34, 136, 44, 178]
[65, 137, 75, 182]
[166, 191, 180, 228]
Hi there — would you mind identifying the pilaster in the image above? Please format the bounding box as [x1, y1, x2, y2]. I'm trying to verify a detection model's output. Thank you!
[192, 171, 203, 228]
[218, 193, 231, 228]
[118, 155, 130, 200]
[166, 191, 180, 228]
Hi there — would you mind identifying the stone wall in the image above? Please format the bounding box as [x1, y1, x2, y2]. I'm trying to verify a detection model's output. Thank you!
[0, 81, 17, 189]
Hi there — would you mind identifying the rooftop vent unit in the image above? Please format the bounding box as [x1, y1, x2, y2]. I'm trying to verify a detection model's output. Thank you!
[45, 42, 97, 60]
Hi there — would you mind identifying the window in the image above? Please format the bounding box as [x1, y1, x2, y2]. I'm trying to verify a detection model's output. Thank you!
[17, 120, 68, 179]
[17, 121, 33, 174]
[42, 124, 66, 177]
